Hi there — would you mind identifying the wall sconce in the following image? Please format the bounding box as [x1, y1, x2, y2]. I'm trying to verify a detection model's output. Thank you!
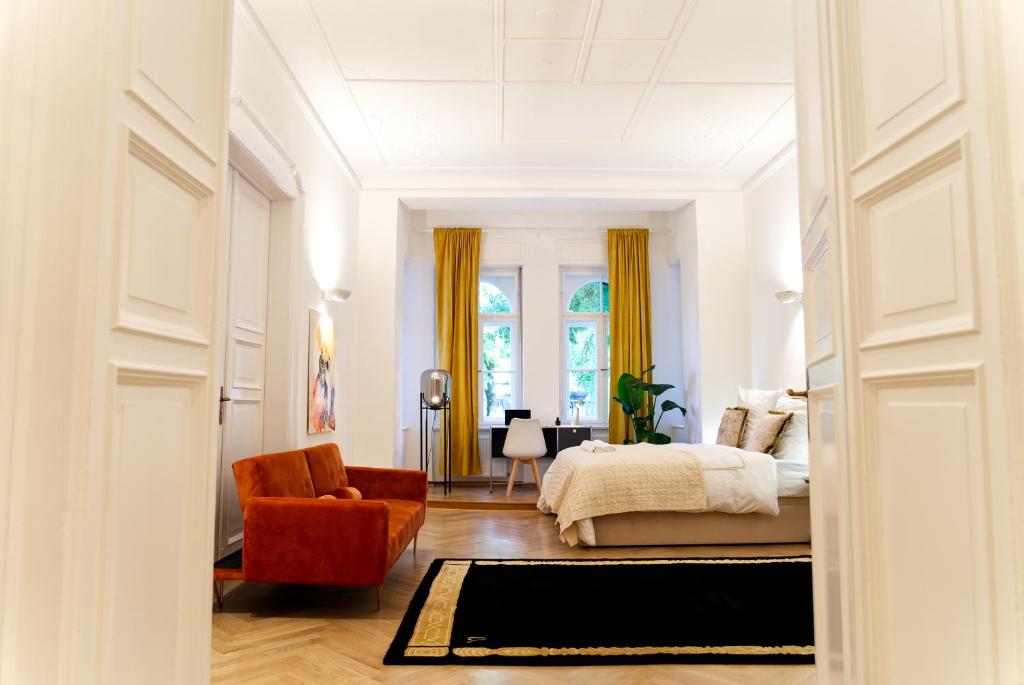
[322, 288, 351, 303]
[775, 290, 803, 304]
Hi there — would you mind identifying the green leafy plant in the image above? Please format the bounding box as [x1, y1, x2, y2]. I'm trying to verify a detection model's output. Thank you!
[612, 365, 686, 444]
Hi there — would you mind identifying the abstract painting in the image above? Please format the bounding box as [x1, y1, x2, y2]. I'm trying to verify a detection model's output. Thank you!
[308, 309, 336, 433]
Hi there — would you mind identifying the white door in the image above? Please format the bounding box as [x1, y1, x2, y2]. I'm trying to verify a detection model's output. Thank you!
[0, 0, 232, 682]
[216, 169, 272, 560]
[792, 2, 850, 683]
[803, 0, 1024, 682]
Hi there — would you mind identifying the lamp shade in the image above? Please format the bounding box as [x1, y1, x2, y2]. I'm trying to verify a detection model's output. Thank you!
[420, 369, 451, 409]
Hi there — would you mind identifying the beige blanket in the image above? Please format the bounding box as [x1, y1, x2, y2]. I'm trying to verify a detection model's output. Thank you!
[541, 444, 707, 545]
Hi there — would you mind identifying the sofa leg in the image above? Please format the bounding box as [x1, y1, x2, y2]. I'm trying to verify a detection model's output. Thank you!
[213, 580, 224, 611]
[376, 584, 384, 612]
[413, 534, 418, 555]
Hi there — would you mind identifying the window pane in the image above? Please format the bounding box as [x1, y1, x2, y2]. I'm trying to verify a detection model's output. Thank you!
[566, 323, 597, 369]
[480, 273, 516, 314]
[482, 323, 513, 372]
[482, 372, 514, 419]
[566, 371, 597, 421]
[479, 282, 511, 313]
[568, 282, 603, 313]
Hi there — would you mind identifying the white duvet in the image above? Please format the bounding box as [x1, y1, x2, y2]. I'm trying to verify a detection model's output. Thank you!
[538, 442, 795, 546]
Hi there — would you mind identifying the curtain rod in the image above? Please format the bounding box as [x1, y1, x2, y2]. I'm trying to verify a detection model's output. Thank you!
[415, 226, 665, 234]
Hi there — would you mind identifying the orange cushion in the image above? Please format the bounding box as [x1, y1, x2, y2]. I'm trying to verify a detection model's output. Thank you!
[332, 486, 362, 500]
[381, 499, 426, 566]
[232, 450, 314, 509]
[304, 443, 348, 496]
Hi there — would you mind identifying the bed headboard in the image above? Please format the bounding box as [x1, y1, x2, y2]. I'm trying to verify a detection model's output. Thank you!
[786, 388, 808, 398]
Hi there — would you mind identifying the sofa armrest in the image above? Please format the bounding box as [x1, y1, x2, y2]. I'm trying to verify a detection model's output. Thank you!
[345, 466, 427, 503]
[242, 497, 390, 586]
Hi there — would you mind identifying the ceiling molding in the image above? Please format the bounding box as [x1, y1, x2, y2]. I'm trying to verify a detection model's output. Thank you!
[620, 0, 697, 142]
[301, 0, 388, 169]
[235, 0, 363, 189]
[242, 0, 797, 185]
[572, 0, 603, 84]
[358, 168, 745, 192]
[494, 0, 504, 142]
[740, 139, 797, 193]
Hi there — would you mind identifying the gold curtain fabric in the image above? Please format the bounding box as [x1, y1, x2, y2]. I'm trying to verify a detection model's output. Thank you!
[434, 227, 482, 476]
[607, 228, 653, 444]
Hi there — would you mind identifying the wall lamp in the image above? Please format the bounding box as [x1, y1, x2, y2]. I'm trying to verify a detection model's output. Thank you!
[775, 290, 803, 304]
[322, 288, 351, 303]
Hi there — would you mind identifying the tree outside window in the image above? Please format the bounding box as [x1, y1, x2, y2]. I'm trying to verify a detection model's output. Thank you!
[478, 272, 520, 422]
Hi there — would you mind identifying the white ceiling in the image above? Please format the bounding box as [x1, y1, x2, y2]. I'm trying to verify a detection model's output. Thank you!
[247, 0, 795, 187]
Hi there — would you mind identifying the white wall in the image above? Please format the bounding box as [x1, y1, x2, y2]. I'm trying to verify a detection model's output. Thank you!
[397, 209, 684, 476]
[742, 152, 805, 391]
[675, 204, 703, 442]
[673, 195, 753, 442]
[231, 5, 360, 457]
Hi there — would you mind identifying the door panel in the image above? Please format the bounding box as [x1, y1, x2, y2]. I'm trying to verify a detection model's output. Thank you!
[794, 1, 850, 683]
[216, 170, 272, 559]
[814, 0, 1023, 681]
[97, 0, 232, 681]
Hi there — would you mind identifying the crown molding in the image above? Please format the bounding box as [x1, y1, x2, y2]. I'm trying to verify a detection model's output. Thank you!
[740, 139, 797, 193]
[234, 0, 363, 189]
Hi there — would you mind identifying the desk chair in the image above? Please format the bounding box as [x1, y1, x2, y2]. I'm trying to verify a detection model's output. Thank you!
[502, 418, 546, 496]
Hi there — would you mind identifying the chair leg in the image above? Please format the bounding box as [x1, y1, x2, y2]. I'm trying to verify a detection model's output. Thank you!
[213, 580, 224, 611]
[505, 459, 520, 497]
[529, 458, 542, 492]
[376, 584, 384, 612]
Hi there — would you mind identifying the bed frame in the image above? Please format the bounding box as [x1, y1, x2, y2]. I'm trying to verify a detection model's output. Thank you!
[584, 496, 810, 547]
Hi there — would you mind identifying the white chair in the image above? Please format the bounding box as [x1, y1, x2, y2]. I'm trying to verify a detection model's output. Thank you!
[503, 418, 547, 497]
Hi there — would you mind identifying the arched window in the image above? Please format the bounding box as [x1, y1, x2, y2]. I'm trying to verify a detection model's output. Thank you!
[478, 271, 521, 422]
[478, 281, 512, 314]
[568, 281, 609, 313]
[562, 272, 610, 424]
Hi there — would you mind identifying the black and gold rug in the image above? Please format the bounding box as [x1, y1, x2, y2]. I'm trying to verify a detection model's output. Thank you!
[384, 556, 814, 666]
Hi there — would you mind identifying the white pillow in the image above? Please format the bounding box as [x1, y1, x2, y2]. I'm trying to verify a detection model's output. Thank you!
[737, 387, 785, 450]
[771, 394, 809, 461]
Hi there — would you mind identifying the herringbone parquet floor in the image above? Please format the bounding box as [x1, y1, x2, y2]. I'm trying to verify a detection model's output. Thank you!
[211, 509, 815, 684]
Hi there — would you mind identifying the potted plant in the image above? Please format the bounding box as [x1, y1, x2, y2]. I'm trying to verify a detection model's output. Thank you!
[612, 365, 686, 444]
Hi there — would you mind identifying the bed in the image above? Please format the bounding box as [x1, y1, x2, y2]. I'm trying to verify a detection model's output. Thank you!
[537, 442, 810, 547]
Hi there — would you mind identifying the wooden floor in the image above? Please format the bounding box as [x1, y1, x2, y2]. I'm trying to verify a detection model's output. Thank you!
[427, 483, 540, 510]
[211, 508, 814, 684]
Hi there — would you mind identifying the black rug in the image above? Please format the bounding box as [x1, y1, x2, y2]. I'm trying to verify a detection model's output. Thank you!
[384, 556, 814, 666]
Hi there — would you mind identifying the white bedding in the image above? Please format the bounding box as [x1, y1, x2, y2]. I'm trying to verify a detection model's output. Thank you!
[538, 442, 792, 546]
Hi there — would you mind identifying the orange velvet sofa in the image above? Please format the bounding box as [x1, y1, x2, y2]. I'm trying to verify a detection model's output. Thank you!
[227, 443, 427, 608]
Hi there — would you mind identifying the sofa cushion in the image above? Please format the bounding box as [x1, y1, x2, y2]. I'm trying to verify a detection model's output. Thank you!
[232, 450, 315, 509]
[304, 442, 348, 496]
[381, 499, 426, 566]
[332, 486, 362, 500]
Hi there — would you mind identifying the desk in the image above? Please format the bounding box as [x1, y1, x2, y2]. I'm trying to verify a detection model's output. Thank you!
[488, 425, 592, 492]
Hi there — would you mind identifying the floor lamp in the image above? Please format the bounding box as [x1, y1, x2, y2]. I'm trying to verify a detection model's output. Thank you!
[419, 369, 452, 495]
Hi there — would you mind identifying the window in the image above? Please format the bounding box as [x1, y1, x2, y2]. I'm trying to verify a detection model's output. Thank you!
[479, 270, 521, 423]
[561, 270, 610, 424]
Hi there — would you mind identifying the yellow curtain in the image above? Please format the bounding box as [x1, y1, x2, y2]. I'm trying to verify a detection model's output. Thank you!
[434, 227, 482, 476]
[607, 228, 653, 444]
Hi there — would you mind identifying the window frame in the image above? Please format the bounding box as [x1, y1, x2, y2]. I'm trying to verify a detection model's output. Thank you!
[478, 268, 523, 425]
[560, 268, 610, 426]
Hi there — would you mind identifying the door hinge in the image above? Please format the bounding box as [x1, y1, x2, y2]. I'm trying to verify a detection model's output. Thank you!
[218, 386, 231, 425]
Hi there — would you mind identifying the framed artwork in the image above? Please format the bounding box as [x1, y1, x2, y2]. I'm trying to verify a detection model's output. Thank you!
[308, 309, 336, 433]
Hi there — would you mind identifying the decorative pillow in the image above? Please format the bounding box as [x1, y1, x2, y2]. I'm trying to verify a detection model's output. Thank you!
[716, 407, 749, 447]
[744, 410, 794, 455]
[772, 395, 809, 461]
[737, 387, 785, 450]
[331, 486, 363, 500]
[317, 494, 337, 500]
